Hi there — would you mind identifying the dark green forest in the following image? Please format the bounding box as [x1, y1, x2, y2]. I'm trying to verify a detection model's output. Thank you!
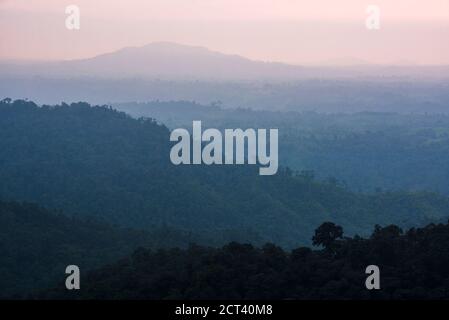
[41, 220, 449, 300]
[0, 200, 213, 298]
[1, 99, 448, 248]
[1, 98, 449, 299]
[115, 100, 449, 194]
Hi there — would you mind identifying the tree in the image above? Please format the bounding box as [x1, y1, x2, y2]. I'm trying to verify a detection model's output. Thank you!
[312, 222, 343, 249]
[371, 224, 402, 240]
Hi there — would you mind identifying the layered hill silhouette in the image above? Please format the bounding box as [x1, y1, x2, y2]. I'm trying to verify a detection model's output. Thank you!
[1, 42, 304, 80]
[2, 42, 449, 80]
[1, 98, 449, 249]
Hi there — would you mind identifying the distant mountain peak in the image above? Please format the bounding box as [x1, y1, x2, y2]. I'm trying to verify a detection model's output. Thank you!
[2, 42, 447, 80]
[45, 41, 300, 80]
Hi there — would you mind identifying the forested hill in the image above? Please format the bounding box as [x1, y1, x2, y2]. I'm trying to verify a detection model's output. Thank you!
[0, 200, 207, 298]
[41, 220, 449, 300]
[114, 100, 449, 195]
[1, 98, 449, 248]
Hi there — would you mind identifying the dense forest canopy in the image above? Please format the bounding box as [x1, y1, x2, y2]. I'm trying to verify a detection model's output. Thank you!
[0, 200, 212, 298]
[114, 100, 449, 194]
[41, 220, 449, 300]
[1, 98, 449, 299]
[1, 99, 449, 249]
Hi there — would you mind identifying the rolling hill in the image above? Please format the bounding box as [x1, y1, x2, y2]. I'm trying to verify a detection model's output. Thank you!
[1, 98, 449, 249]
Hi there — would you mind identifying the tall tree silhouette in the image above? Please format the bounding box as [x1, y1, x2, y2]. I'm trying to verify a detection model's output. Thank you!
[312, 222, 343, 249]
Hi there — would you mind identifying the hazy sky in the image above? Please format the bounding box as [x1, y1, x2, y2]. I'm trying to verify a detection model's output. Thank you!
[1, 0, 449, 64]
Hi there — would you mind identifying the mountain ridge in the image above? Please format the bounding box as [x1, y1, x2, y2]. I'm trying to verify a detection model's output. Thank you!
[2, 42, 449, 80]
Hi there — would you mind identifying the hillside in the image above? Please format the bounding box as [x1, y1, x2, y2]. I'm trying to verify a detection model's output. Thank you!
[114, 101, 449, 194]
[0, 200, 206, 298]
[40, 221, 449, 300]
[1, 98, 449, 248]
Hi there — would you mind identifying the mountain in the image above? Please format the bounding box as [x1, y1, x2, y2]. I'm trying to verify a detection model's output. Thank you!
[62, 42, 307, 79]
[2, 42, 449, 81]
[2, 43, 449, 113]
[0, 42, 305, 80]
[1, 98, 449, 249]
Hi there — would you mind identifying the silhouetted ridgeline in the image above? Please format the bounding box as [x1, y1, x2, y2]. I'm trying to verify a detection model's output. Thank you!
[1, 98, 449, 249]
[41, 220, 449, 300]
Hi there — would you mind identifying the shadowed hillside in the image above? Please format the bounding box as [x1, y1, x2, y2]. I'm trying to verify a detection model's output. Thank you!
[0, 200, 209, 298]
[40, 221, 449, 300]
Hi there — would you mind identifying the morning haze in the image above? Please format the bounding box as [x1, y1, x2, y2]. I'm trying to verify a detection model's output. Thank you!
[1, 0, 449, 65]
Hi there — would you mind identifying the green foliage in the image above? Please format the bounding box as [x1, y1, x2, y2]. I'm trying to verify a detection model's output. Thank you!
[0, 200, 214, 298]
[114, 101, 449, 194]
[1, 98, 449, 249]
[312, 222, 343, 249]
[40, 220, 449, 300]
[2, 98, 449, 299]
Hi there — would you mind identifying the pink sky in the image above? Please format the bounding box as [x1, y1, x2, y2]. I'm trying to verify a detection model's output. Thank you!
[1, 0, 449, 64]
